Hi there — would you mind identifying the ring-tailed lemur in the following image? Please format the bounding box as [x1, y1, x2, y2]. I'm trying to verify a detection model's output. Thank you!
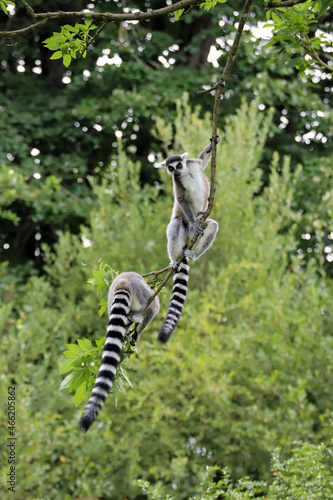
[154, 137, 220, 343]
[79, 272, 160, 432]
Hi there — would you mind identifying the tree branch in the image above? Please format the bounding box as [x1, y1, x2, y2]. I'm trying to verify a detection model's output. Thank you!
[0, 18, 48, 39]
[17, 0, 35, 17]
[265, 0, 312, 9]
[1, 0, 200, 39]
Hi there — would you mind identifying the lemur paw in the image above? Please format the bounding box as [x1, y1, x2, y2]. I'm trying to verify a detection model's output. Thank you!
[129, 313, 144, 324]
[192, 220, 204, 236]
[184, 249, 195, 260]
[210, 135, 221, 144]
[170, 260, 181, 272]
[129, 334, 139, 346]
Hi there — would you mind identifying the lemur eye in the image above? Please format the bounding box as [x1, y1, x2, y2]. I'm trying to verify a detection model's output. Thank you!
[176, 163, 182, 169]
[168, 166, 174, 172]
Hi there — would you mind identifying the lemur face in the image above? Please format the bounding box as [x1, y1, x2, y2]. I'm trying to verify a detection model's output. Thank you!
[167, 160, 183, 177]
[154, 152, 188, 177]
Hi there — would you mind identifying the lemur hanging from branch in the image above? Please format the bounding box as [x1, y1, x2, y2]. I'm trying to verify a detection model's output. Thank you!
[154, 136, 220, 343]
[79, 272, 159, 432]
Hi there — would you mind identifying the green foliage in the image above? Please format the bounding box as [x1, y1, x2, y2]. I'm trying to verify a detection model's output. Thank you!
[265, 0, 333, 75]
[59, 336, 137, 407]
[43, 19, 98, 67]
[141, 442, 333, 499]
[1, 102, 332, 499]
[176, 0, 228, 18]
[200, 0, 227, 11]
[1, 1, 331, 274]
[59, 262, 138, 408]
[0, 0, 14, 15]
[0, 166, 61, 225]
[87, 261, 117, 315]
[174, 9, 185, 20]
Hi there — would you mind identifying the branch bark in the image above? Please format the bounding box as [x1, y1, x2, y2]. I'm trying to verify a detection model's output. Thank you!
[265, 0, 312, 9]
[0, 18, 48, 38]
[0, 0, 199, 39]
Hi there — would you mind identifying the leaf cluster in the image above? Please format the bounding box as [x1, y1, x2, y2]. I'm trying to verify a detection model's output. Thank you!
[43, 19, 97, 67]
[265, 0, 333, 75]
[140, 442, 333, 499]
[58, 335, 137, 406]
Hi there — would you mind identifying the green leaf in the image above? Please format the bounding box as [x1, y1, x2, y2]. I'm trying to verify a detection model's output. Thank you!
[50, 51, 63, 60]
[0, 0, 14, 14]
[43, 36, 61, 51]
[63, 51, 75, 65]
[59, 358, 76, 375]
[77, 338, 93, 351]
[74, 381, 87, 406]
[59, 372, 75, 391]
[271, 12, 281, 25]
[68, 369, 89, 392]
[63, 350, 78, 359]
[0, 2, 8, 15]
[174, 9, 184, 20]
[119, 364, 133, 389]
[95, 338, 105, 349]
[265, 39, 279, 49]
[99, 297, 108, 317]
[61, 44, 69, 55]
[66, 343, 82, 355]
[77, 24, 88, 32]
[63, 24, 78, 32]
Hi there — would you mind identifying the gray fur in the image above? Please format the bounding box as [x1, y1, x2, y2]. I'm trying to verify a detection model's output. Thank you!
[79, 272, 159, 431]
[155, 137, 220, 342]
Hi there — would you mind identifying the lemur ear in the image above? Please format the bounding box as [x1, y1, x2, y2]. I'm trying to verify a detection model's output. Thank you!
[181, 152, 188, 161]
[154, 160, 167, 169]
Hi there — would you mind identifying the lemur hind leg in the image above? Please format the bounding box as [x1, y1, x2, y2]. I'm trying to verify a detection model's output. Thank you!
[167, 218, 187, 269]
[129, 298, 160, 344]
[184, 218, 219, 262]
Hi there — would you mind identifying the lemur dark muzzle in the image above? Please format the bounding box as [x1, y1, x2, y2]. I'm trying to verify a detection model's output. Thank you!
[174, 170, 181, 177]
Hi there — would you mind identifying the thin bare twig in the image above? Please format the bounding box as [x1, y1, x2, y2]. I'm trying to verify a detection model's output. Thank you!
[17, 0, 35, 17]
[300, 33, 333, 73]
[142, 266, 170, 278]
[81, 20, 108, 55]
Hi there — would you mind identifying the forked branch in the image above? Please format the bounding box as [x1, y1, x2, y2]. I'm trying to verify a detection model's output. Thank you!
[0, 0, 199, 39]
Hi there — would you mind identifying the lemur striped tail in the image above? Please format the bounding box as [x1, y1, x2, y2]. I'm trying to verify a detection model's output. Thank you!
[158, 259, 190, 343]
[79, 289, 131, 432]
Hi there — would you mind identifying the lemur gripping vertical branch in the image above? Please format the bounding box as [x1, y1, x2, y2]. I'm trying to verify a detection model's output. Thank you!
[141, 0, 254, 321]
[154, 138, 221, 342]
